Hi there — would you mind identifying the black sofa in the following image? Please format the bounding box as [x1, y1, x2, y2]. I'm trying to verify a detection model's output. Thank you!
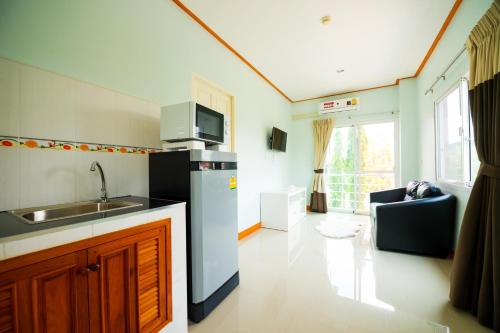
[369, 182, 457, 258]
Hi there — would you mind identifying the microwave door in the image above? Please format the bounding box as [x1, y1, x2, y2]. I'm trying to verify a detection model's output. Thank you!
[196, 104, 224, 143]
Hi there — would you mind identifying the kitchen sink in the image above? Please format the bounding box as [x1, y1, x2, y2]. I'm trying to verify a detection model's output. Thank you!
[9, 199, 143, 224]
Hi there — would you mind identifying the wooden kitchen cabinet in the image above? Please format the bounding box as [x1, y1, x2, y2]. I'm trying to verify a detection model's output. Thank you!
[0, 250, 89, 333]
[0, 219, 172, 333]
[88, 227, 170, 333]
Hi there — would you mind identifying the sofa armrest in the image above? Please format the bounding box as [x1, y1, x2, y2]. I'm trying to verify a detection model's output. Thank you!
[370, 188, 406, 204]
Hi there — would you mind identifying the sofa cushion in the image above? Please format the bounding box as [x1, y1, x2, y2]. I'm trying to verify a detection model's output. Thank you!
[406, 180, 420, 199]
[416, 181, 442, 199]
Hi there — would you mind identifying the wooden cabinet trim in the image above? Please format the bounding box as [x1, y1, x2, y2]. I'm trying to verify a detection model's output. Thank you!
[0, 218, 172, 274]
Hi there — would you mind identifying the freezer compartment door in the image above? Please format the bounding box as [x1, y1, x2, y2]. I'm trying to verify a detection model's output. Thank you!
[190, 169, 238, 303]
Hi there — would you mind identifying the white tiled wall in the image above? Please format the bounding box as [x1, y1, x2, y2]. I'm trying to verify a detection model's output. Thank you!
[0, 147, 20, 210]
[0, 58, 19, 137]
[19, 148, 78, 208]
[0, 57, 160, 211]
[19, 65, 77, 140]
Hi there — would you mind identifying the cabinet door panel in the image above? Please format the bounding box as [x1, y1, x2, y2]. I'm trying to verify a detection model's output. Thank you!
[0, 283, 18, 333]
[88, 243, 137, 333]
[136, 226, 171, 332]
[32, 266, 78, 333]
[104, 250, 130, 332]
[88, 225, 172, 333]
[0, 251, 88, 333]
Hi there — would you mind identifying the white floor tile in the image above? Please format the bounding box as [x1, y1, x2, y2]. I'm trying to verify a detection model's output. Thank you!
[189, 212, 493, 333]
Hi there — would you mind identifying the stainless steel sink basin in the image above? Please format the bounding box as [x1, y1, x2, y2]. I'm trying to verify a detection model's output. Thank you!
[9, 199, 143, 224]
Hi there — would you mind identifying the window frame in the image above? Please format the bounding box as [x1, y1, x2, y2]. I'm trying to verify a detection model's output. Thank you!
[325, 116, 400, 214]
[434, 77, 474, 187]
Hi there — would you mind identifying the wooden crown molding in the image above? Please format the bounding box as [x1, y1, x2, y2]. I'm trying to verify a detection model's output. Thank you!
[173, 0, 463, 103]
[172, 0, 293, 103]
[414, 0, 462, 77]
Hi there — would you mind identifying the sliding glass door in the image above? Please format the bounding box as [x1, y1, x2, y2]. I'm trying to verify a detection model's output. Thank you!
[326, 121, 398, 214]
[326, 126, 357, 212]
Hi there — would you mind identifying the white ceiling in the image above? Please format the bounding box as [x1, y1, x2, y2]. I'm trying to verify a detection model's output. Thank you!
[180, 0, 456, 101]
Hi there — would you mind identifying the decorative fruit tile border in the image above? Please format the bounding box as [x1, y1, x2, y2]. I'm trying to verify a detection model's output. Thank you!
[0, 136, 18, 148]
[0, 136, 160, 154]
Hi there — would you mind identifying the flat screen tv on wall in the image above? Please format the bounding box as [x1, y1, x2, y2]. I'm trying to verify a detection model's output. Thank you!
[271, 127, 287, 152]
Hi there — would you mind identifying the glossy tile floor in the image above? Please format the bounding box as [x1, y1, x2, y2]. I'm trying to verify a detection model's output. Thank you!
[189, 212, 492, 333]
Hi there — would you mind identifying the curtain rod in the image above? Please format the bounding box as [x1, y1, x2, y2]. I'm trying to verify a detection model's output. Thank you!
[424, 44, 467, 95]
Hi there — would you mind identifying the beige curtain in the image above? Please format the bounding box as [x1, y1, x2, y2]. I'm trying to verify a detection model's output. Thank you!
[450, 1, 500, 331]
[467, 0, 500, 89]
[310, 118, 334, 213]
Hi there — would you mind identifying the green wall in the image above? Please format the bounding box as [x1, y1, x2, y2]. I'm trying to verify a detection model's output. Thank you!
[398, 78, 419, 184]
[415, 0, 492, 242]
[0, 0, 292, 232]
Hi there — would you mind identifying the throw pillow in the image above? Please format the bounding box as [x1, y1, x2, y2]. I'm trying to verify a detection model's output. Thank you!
[416, 181, 443, 199]
[406, 180, 420, 199]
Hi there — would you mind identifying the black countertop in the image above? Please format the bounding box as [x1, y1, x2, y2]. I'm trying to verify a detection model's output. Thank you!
[0, 196, 183, 239]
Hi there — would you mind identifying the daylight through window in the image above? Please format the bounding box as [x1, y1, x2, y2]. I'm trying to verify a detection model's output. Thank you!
[435, 78, 479, 186]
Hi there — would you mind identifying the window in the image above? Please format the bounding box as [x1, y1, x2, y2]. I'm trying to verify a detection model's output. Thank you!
[435, 78, 479, 186]
[325, 121, 398, 214]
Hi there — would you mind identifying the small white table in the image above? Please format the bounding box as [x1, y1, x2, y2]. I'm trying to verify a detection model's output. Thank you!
[260, 186, 307, 231]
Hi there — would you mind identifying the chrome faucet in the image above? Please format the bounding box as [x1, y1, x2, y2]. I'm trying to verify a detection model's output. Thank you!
[90, 161, 108, 202]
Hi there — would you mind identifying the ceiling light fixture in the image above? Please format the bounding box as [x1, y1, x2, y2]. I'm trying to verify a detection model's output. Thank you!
[321, 15, 331, 25]
[336, 69, 344, 73]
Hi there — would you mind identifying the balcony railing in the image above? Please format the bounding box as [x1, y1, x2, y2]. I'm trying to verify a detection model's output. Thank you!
[326, 171, 395, 213]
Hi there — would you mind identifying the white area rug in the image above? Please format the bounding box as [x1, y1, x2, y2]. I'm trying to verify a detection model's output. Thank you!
[315, 220, 363, 239]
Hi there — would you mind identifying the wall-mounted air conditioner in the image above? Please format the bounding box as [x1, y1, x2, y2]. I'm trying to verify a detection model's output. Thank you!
[319, 97, 360, 114]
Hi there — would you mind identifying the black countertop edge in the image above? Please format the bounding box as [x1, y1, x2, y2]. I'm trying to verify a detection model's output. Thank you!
[0, 196, 184, 239]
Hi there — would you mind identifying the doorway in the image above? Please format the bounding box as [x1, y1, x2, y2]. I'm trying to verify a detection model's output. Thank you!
[192, 74, 235, 152]
[325, 120, 399, 214]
